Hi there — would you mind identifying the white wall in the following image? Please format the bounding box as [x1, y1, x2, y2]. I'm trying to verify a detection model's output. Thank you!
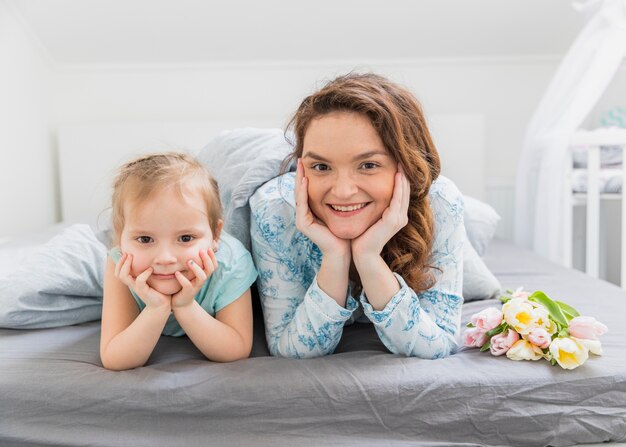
[53, 57, 560, 240]
[0, 0, 55, 238]
[588, 67, 626, 126]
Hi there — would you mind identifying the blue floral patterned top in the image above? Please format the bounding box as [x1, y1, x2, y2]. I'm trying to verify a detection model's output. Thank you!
[250, 172, 464, 359]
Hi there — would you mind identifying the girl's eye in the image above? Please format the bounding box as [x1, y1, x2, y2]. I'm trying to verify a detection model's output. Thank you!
[136, 236, 153, 244]
[360, 162, 379, 170]
[179, 235, 195, 243]
[311, 163, 330, 172]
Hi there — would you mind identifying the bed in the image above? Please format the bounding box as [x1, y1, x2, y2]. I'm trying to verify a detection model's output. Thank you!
[1, 120, 625, 446]
[0, 238, 625, 447]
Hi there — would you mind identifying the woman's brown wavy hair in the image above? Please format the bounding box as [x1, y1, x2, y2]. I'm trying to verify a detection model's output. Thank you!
[283, 73, 441, 293]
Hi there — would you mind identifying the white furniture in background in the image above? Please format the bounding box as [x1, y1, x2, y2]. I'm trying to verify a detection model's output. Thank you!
[563, 127, 626, 286]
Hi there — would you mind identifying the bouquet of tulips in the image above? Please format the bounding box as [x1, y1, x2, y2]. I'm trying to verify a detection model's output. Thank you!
[463, 288, 608, 369]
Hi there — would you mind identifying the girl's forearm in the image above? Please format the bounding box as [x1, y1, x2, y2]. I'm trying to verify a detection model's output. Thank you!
[316, 251, 351, 307]
[173, 301, 250, 362]
[100, 305, 171, 371]
[354, 255, 401, 311]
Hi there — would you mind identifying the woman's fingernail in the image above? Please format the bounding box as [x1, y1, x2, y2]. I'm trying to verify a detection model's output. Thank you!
[189, 260, 194, 265]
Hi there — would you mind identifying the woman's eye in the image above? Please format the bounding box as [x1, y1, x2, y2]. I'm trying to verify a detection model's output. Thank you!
[361, 162, 379, 170]
[136, 236, 153, 244]
[179, 235, 195, 243]
[311, 163, 330, 172]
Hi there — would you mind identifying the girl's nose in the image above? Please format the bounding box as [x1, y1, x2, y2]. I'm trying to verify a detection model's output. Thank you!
[154, 247, 177, 265]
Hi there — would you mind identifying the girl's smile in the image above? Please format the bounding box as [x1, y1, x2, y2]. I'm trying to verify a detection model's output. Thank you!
[151, 273, 179, 280]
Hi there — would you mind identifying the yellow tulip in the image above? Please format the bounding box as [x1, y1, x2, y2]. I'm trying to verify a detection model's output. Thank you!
[502, 299, 538, 335]
[571, 337, 603, 356]
[549, 338, 589, 370]
[506, 339, 544, 361]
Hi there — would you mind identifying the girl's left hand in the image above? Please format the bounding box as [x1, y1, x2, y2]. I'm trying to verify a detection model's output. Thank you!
[351, 164, 410, 261]
[171, 248, 219, 309]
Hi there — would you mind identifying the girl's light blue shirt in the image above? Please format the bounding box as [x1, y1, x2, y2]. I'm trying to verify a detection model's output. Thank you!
[250, 172, 464, 359]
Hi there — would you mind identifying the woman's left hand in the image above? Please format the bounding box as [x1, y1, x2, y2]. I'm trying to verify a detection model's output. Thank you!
[351, 164, 410, 262]
[171, 248, 219, 309]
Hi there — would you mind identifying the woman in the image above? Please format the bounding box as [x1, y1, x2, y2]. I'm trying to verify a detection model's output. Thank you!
[250, 73, 464, 359]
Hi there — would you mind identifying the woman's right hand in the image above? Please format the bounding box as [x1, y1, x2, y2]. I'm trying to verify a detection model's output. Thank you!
[295, 159, 351, 258]
[115, 252, 172, 310]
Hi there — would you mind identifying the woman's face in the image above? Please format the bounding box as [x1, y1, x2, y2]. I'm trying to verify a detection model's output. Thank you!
[301, 111, 397, 240]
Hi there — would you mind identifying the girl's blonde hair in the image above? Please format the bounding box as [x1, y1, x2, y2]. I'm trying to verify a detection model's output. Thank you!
[111, 152, 223, 243]
[284, 73, 441, 294]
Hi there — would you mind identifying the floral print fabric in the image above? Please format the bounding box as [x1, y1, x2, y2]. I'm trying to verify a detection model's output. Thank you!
[250, 172, 464, 359]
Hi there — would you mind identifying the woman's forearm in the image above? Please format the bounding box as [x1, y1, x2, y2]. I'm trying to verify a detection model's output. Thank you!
[362, 279, 462, 358]
[100, 305, 171, 371]
[354, 254, 400, 311]
[316, 251, 351, 307]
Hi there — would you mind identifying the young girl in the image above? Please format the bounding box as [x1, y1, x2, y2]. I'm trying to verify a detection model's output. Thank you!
[100, 152, 257, 370]
[250, 73, 464, 359]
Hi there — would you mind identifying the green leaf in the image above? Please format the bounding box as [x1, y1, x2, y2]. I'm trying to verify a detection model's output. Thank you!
[561, 310, 576, 322]
[550, 358, 557, 366]
[555, 300, 580, 320]
[466, 322, 475, 328]
[486, 322, 508, 337]
[498, 296, 512, 304]
[480, 340, 492, 352]
[528, 291, 569, 327]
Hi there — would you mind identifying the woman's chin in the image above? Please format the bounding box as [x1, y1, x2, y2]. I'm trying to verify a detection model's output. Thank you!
[327, 224, 368, 240]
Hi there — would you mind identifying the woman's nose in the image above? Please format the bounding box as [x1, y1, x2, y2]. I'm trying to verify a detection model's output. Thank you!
[331, 173, 358, 198]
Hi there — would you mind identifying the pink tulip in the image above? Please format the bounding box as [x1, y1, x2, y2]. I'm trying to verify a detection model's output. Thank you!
[511, 288, 531, 300]
[489, 329, 520, 356]
[527, 328, 551, 349]
[568, 316, 608, 340]
[470, 307, 503, 332]
[463, 327, 489, 348]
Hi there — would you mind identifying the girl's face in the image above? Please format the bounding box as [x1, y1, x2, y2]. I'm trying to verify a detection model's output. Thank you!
[301, 111, 397, 240]
[119, 185, 220, 295]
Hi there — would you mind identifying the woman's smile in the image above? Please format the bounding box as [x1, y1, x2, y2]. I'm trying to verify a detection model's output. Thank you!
[327, 202, 371, 216]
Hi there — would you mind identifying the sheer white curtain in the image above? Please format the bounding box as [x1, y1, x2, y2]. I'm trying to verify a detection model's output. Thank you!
[514, 0, 626, 263]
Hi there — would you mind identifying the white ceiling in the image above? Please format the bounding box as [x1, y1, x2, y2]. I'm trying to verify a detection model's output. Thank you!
[11, 0, 585, 65]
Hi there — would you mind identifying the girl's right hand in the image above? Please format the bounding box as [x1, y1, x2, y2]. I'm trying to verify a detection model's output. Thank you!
[115, 253, 172, 310]
[295, 159, 351, 258]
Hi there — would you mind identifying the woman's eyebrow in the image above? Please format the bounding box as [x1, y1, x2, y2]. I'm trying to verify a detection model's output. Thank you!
[352, 150, 389, 161]
[302, 151, 329, 161]
[302, 150, 388, 161]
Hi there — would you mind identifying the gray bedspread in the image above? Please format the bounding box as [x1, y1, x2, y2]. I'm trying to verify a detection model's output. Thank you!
[1, 240, 625, 447]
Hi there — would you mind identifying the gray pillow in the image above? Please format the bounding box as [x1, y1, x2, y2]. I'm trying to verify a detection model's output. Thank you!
[0, 224, 106, 329]
[197, 128, 294, 251]
[463, 195, 501, 256]
[462, 239, 501, 302]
